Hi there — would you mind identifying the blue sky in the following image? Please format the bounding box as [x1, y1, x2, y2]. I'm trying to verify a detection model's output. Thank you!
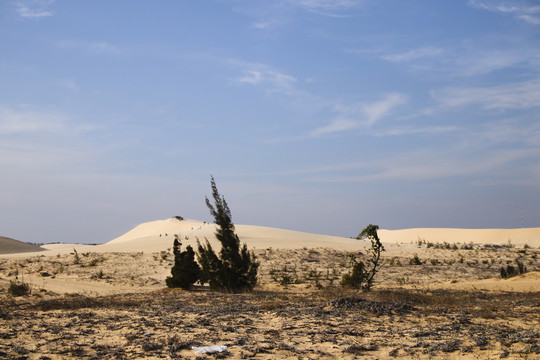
[1, 0, 539, 244]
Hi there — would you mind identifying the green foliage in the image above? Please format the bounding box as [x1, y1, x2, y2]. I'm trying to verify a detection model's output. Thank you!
[197, 176, 259, 292]
[341, 224, 385, 291]
[166, 238, 201, 290]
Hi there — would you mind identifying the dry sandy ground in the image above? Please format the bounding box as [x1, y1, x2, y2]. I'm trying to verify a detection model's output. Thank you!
[1, 218, 539, 359]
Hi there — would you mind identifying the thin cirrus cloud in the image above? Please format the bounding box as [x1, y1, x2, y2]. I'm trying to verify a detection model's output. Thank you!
[380, 47, 445, 63]
[55, 40, 122, 55]
[15, 0, 55, 18]
[468, 0, 540, 25]
[232, 61, 299, 97]
[290, 0, 363, 16]
[379, 44, 536, 78]
[309, 92, 407, 137]
[0, 106, 66, 134]
[431, 78, 540, 110]
[243, 0, 363, 30]
[303, 146, 540, 184]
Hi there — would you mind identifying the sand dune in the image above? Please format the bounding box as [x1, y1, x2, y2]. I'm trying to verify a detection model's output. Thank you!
[379, 227, 540, 247]
[2, 218, 539, 359]
[429, 271, 540, 292]
[4, 218, 362, 256]
[0, 236, 44, 254]
[2, 218, 539, 256]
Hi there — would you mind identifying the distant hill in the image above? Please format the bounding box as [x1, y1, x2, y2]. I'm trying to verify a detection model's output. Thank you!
[0, 236, 44, 255]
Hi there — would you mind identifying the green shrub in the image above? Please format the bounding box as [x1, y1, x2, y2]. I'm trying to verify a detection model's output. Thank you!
[197, 177, 259, 292]
[341, 224, 385, 291]
[166, 238, 200, 290]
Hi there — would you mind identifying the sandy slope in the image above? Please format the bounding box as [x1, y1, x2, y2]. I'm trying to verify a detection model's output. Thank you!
[379, 227, 540, 247]
[427, 271, 540, 292]
[0, 236, 44, 254]
[2, 218, 539, 359]
[2, 218, 363, 256]
[2, 218, 539, 257]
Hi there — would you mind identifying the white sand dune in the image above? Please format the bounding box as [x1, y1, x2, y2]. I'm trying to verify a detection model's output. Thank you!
[379, 227, 540, 247]
[2, 218, 539, 257]
[2, 218, 538, 295]
[94, 218, 361, 253]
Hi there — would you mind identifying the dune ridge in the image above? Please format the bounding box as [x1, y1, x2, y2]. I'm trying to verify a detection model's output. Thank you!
[2, 218, 540, 256]
[0, 236, 44, 255]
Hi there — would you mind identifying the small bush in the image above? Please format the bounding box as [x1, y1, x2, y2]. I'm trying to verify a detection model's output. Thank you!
[500, 259, 527, 279]
[341, 224, 385, 291]
[8, 280, 30, 296]
[409, 254, 422, 265]
[73, 249, 80, 265]
[166, 238, 200, 290]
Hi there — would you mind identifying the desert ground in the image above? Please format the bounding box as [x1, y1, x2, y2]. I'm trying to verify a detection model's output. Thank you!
[1, 217, 539, 359]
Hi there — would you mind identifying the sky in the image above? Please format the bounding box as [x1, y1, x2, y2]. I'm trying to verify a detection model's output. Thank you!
[1, 0, 540, 244]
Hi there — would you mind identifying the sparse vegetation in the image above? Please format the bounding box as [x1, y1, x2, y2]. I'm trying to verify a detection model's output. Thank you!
[500, 259, 527, 279]
[409, 253, 422, 265]
[341, 224, 385, 291]
[8, 280, 30, 296]
[72, 249, 80, 265]
[197, 176, 259, 292]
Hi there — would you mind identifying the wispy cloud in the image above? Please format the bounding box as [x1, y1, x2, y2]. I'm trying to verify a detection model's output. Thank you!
[309, 93, 407, 137]
[56, 40, 122, 55]
[381, 47, 445, 63]
[374, 125, 460, 137]
[431, 78, 540, 110]
[16, 0, 55, 18]
[376, 43, 538, 77]
[289, 0, 364, 17]
[469, 0, 540, 25]
[0, 106, 66, 134]
[309, 118, 357, 137]
[231, 61, 299, 97]
[236, 0, 364, 31]
[302, 146, 540, 186]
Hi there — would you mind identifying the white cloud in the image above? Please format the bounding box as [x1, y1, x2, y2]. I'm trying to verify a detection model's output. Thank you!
[303, 146, 540, 185]
[431, 78, 540, 110]
[374, 125, 460, 137]
[0, 106, 65, 134]
[56, 40, 122, 55]
[232, 61, 298, 96]
[236, 0, 363, 31]
[290, 0, 363, 16]
[309, 93, 407, 137]
[362, 93, 407, 126]
[377, 43, 538, 78]
[458, 51, 527, 76]
[16, 0, 55, 18]
[309, 118, 358, 137]
[381, 47, 444, 63]
[469, 0, 540, 25]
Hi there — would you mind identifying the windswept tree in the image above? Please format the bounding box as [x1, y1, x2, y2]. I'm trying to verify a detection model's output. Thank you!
[341, 224, 385, 291]
[197, 176, 259, 292]
[166, 236, 201, 290]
